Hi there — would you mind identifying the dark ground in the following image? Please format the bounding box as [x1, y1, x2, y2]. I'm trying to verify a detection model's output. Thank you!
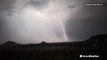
[0, 34, 107, 60]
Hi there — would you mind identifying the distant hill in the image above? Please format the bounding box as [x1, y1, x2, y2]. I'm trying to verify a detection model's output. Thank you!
[82, 34, 107, 47]
[0, 34, 107, 60]
[0, 41, 20, 49]
[2, 41, 17, 45]
[0, 34, 107, 49]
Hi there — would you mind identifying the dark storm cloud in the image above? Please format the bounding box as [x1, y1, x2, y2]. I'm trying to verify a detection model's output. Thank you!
[66, 2, 107, 41]
[0, 0, 15, 12]
[0, 0, 16, 43]
[66, 17, 107, 41]
[30, 0, 49, 9]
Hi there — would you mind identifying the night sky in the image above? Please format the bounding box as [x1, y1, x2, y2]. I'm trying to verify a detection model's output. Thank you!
[0, 0, 107, 44]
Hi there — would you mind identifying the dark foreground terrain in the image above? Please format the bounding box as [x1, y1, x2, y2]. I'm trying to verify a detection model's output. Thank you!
[0, 34, 107, 60]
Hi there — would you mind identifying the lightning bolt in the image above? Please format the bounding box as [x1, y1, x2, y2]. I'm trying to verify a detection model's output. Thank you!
[35, 11, 68, 42]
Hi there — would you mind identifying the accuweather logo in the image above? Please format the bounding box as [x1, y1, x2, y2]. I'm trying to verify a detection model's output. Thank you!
[80, 55, 99, 58]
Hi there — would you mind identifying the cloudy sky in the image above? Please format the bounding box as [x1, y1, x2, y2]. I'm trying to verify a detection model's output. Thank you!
[0, 0, 107, 44]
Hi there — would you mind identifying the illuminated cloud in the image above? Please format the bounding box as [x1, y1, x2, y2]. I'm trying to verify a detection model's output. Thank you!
[0, 0, 79, 43]
[1, 0, 106, 44]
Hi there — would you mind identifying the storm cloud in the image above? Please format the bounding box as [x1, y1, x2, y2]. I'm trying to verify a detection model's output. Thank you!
[66, 1, 107, 41]
[0, 0, 107, 44]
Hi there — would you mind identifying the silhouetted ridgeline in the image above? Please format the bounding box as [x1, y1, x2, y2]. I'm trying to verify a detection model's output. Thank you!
[0, 34, 107, 60]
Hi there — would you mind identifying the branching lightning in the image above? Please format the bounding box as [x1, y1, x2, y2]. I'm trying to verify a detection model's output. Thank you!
[35, 11, 68, 42]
